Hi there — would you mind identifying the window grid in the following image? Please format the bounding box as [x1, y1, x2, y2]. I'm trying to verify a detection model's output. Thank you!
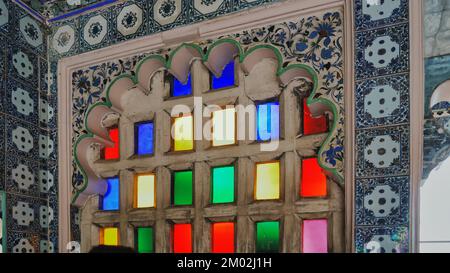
[86, 59, 343, 253]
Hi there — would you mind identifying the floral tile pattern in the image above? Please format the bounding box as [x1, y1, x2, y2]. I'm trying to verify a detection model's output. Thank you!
[355, 23, 409, 80]
[354, 0, 411, 252]
[354, 0, 408, 31]
[356, 74, 409, 129]
[355, 176, 409, 226]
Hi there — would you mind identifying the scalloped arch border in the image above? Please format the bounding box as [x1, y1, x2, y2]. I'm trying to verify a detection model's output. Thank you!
[72, 39, 343, 206]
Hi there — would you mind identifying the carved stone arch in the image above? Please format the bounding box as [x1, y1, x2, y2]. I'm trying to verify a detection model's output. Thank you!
[72, 38, 344, 206]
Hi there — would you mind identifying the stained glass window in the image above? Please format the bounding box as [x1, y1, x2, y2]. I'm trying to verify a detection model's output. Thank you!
[135, 121, 154, 156]
[212, 222, 235, 253]
[256, 221, 279, 253]
[172, 170, 193, 206]
[256, 101, 280, 141]
[101, 177, 119, 211]
[211, 165, 235, 204]
[173, 115, 194, 151]
[136, 227, 154, 253]
[212, 108, 236, 147]
[303, 98, 328, 135]
[134, 174, 155, 208]
[173, 223, 192, 253]
[300, 158, 327, 197]
[211, 61, 235, 90]
[302, 219, 328, 253]
[103, 127, 120, 160]
[100, 227, 119, 246]
[255, 161, 280, 200]
[171, 74, 192, 97]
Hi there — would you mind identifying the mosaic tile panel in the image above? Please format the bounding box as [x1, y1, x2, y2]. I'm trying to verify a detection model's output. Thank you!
[355, 23, 409, 80]
[356, 74, 409, 128]
[354, 0, 411, 252]
[355, 176, 409, 226]
[0, 2, 51, 253]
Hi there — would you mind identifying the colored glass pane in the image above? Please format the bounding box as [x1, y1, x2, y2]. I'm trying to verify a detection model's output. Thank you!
[173, 223, 192, 253]
[212, 222, 235, 253]
[256, 221, 279, 253]
[173, 115, 194, 151]
[101, 227, 119, 246]
[255, 162, 280, 200]
[102, 177, 119, 211]
[211, 166, 235, 204]
[136, 227, 154, 253]
[135, 174, 155, 208]
[302, 219, 328, 253]
[211, 61, 235, 90]
[172, 74, 192, 97]
[104, 127, 120, 160]
[136, 122, 154, 156]
[212, 108, 236, 147]
[257, 101, 280, 141]
[173, 171, 193, 206]
[303, 98, 327, 135]
[300, 158, 327, 197]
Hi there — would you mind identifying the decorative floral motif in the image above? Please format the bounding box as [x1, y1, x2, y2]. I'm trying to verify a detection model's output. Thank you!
[121, 11, 137, 29]
[88, 22, 103, 38]
[23, 22, 39, 41]
[201, 0, 217, 6]
[56, 31, 71, 47]
[159, 0, 176, 18]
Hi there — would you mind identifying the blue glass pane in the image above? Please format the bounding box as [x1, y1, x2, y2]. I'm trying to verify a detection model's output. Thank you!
[137, 122, 154, 155]
[212, 61, 235, 90]
[102, 177, 119, 211]
[172, 74, 192, 97]
[257, 102, 280, 141]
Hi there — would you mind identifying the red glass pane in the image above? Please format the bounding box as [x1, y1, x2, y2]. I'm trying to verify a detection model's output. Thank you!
[173, 223, 192, 253]
[212, 222, 235, 253]
[104, 128, 120, 160]
[300, 158, 327, 197]
[303, 99, 327, 135]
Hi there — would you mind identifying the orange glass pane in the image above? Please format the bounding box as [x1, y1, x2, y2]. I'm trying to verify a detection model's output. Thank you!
[104, 127, 120, 160]
[173, 223, 192, 253]
[212, 222, 235, 253]
[300, 158, 327, 197]
[303, 99, 327, 135]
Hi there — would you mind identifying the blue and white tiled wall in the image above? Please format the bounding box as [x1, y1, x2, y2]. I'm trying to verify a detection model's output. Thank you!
[354, 0, 411, 253]
[0, 1, 57, 253]
[0, 0, 416, 252]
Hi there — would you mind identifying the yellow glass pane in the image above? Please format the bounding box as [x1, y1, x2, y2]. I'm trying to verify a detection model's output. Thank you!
[173, 115, 194, 151]
[136, 174, 155, 208]
[102, 227, 119, 246]
[255, 162, 280, 200]
[212, 108, 236, 147]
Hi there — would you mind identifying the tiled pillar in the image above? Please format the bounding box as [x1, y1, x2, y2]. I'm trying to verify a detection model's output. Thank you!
[353, 0, 411, 253]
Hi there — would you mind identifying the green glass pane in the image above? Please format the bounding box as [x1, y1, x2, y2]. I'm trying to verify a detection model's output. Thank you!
[173, 171, 193, 206]
[212, 166, 235, 204]
[137, 227, 154, 253]
[256, 221, 279, 253]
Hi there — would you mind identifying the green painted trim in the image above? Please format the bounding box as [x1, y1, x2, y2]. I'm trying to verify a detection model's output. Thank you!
[134, 55, 167, 80]
[167, 43, 204, 69]
[204, 38, 244, 62]
[305, 77, 343, 183]
[241, 44, 284, 70]
[82, 102, 112, 135]
[0, 191, 6, 253]
[105, 74, 138, 104]
[72, 133, 94, 204]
